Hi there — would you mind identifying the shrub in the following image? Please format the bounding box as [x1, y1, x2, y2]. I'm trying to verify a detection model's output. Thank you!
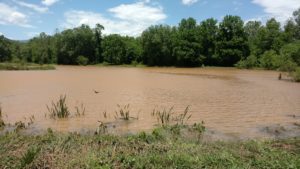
[235, 55, 259, 69]
[291, 67, 300, 82]
[76, 55, 89, 65]
[278, 59, 297, 72]
[280, 41, 300, 65]
[259, 50, 281, 70]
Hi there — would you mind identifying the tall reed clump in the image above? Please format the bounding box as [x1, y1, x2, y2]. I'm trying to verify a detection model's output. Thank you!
[174, 106, 192, 125]
[0, 104, 5, 128]
[75, 103, 86, 117]
[152, 107, 173, 126]
[47, 95, 70, 119]
[152, 106, 192, 127]
[114, 104, 138, 120]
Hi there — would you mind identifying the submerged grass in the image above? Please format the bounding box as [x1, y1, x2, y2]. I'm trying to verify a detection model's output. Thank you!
[0, 129, 299, 169]
[0, 104, 5, 128]
[152, 106, 192, 127]
[0, 62, 55, 70]
[114, 104, 138, 120]
[47, 95, 70, 119]
[46, 95, 87, 119]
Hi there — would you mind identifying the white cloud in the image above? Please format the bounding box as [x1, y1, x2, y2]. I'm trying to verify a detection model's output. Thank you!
[62, 2, 167, 36]
[252, 0, 300, 22]
[41, 0, 59, 6]
[108, 2, 166, 23]
[0, 3, 32, 27]
[13, 0, 48, 13]
[182, 0, 198, 6]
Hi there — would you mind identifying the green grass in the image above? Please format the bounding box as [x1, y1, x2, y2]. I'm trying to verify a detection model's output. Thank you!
[0, 62, 55, 70]
[0, 128, 299, 169]
[95, 62, 146, 68]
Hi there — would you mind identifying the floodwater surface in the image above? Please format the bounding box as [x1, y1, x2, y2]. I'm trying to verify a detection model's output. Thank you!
[0, 66, 299, 138]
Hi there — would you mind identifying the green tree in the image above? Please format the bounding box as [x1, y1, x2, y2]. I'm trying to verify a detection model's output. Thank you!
[0, 35, 12, 62]
[94, 24, 104, 63]
[141, 25, 175, 66]
[102, 34, 126, 64]
[198, 18, 218, 65]
[293, 8, 300, 39]
[256, 18, 283, 54]
[56, 25, 95, 64]
[215, 15, 249, 66]
[244, 21, 262, 56]
[173, 17, 202, 66]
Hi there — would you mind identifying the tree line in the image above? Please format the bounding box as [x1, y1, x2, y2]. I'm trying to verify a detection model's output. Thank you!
[0, 8, 300, 70]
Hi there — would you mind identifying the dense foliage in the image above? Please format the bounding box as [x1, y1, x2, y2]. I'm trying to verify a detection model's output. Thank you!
[0, 8, 300, 70]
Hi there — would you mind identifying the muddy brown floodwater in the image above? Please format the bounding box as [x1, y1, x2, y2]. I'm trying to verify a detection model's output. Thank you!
[0, 66, 300, 138]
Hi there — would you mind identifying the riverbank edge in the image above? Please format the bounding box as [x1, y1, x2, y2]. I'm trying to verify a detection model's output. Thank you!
[0, 62, 56, 70]
[0, 126, 299, 168]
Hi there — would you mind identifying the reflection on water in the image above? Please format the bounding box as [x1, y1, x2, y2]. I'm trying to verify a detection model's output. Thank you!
[0, 66, 299, 138]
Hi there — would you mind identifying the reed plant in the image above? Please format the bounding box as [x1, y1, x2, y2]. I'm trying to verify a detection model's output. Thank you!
[75, 103, 86, 117]
[152, 106, 192, 127]
[47, 95, 70, 119]
[152, 107, 173, 126]
[114, 104, 138, 120]
[0, 104, 4, 128]
[173, 106, 192, 125]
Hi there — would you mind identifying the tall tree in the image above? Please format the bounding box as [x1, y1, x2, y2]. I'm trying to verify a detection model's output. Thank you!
[244, 21, 262, 56]
[215, 15, 249, 66]
[141, 25, 175, 66]
[0, 35, 12, 62]
[94, 24, 104, 63]
[173, 17, 202, 66]
[198, 18, 218, 65]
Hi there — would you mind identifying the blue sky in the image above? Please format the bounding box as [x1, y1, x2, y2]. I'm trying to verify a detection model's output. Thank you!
[0, 0, 299, 40]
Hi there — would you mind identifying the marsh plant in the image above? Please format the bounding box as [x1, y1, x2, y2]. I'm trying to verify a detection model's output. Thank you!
[14, 121, 26, 131]
[0, 104, 5, 128]
[13, 115, 36, 132]
[152, 106, 192, 127]
[152, 107, 173, 126]
[114, 104, 138, 120]
[47, 95, 70, 119]
[46, 95, 86, 119]
[192, 122, 206, 142]
[75, 103, 86, 117]
[174, 106, 192, 125]
[95, 121, 108, 135]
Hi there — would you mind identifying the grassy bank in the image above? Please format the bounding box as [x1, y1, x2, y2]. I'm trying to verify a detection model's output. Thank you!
[0, 62, 55, 70]
[0, 128, 299, 169]
[95, 62, 146, 68]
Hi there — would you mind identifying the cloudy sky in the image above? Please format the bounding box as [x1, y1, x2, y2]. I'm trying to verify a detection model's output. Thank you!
[0, 0, 299, 40]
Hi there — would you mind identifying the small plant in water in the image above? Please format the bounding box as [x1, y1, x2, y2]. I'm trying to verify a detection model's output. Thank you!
[14, 121, 26, 131]
[174, 106, 192, 125]
[95, 121, 108, 135]
[46, 95, 70, 119]
[152, 106, 192, 127]
[75, 103, 86, 117]
[152, 107, 173, 126]
[114, 104, 137, 120]
[0, 104, 5, 128]
[27, 115, 35, 126]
